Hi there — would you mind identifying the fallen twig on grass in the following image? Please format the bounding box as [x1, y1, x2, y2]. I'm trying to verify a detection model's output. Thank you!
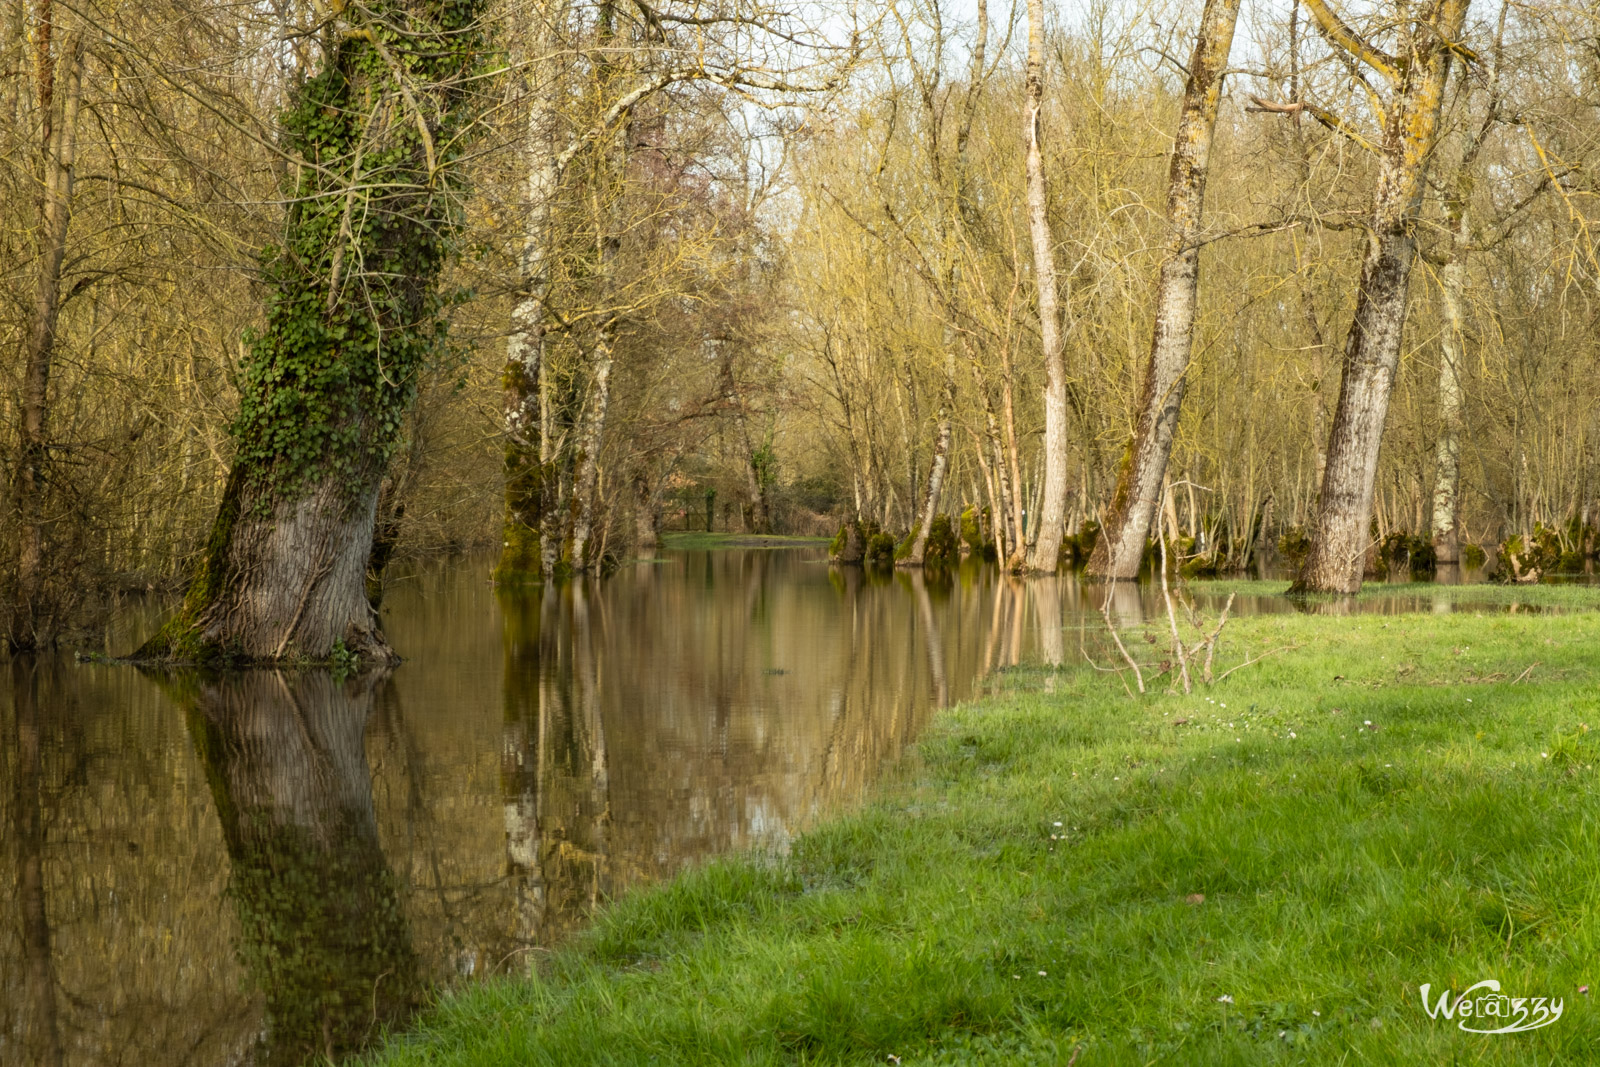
[1513, 661, 1541, 683]
[1214, 644, 1299, 683]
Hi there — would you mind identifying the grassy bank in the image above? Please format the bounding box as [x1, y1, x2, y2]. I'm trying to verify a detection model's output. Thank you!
[369, 606, 1600, 1065]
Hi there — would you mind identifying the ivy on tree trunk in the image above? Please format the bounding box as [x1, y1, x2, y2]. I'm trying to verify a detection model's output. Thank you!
[137, 0, 483, 664]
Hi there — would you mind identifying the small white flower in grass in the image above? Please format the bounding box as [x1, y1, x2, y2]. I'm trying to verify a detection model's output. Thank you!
[1364, 720, 1372, 726]
[1313, 1010, 1321, 1017]
[1221, 703, 1227, 708]
[1053, 821, 1063, 827]
[1288, 731, 1296, 739]
[1217, 994, 1233, 1004]
[1038, 971, 1047, 977]
[1541, 752, 1549, 759]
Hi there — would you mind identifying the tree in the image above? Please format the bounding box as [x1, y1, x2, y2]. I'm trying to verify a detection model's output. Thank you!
[1086, 0, 1242, 580]
[1286, 0, 1472, 593]
[136, 0, 486, 663]
[7, 0, 83, 650]
[1023, 0, 1068, 574]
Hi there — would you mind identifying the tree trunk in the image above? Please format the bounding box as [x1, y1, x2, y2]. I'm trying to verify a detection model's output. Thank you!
[903, 373, 953, 565]
[1430, 251, 1467, 563]
[633, 472, 660, 552]
[1293, 0, 1469, 594]
[1024, 0, 1070, 574]
[137, 2, 482, 663]
[570, 322, 616, 570]
[1430, 13, 1507, 564]
[1087, 0, 1240, 580]
[8, 28, 82, 651]
[498, 2, 571, 583]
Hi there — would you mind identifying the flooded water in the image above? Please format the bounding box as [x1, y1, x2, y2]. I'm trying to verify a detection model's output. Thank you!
[0, 547, 1565, 1066]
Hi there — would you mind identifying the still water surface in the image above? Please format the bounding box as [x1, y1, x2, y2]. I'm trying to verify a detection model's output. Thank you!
[0, 548, 1540, 1065]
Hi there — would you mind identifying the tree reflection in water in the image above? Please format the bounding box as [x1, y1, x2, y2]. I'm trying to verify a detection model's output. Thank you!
[9, 658, 64, 1067]
[499, 583, 612, 960]
[181, 670, 420, 1065]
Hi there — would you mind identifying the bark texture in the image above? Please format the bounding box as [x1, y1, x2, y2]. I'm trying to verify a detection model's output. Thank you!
[1024, 0, 1070, 574]
[1294, 0, 1470, 594]
[1087, 0, 1240, 580]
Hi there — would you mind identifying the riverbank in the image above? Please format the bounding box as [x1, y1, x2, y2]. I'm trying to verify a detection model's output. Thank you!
[368, 597, 1600, 1065]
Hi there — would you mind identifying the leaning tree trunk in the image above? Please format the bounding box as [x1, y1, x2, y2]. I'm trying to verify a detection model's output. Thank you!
[8, 24, 82, 652]
[137, 0, 483, 663]
[1087, 0, 1241, 580]
[1024, 0, 1070, 574]
[1293, 0, 1469, 594]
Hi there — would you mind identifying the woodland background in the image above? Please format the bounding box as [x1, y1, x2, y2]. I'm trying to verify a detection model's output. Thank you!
[5, 0, 1600, 636]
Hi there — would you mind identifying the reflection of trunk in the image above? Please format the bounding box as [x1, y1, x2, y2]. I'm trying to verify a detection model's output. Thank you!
[1088, 0, 1240, 580]
[1031, 577, 1064, 667]
[498, 584, 611, 949]
[8, 28, 83, 651]
[500, 587, 548, 952]
[183, 671, 419, 1064]
[11, 659, 64, 1067]
[1293, 0, 1469, 594]
[1024, 0, 1068, 574]
[910, 573, 948, 707]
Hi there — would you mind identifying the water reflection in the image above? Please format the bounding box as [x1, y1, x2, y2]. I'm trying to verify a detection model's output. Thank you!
[180, 671, 420, 1064]
[0, 549, 1575, 1067]
[9, 659, 64, 1067]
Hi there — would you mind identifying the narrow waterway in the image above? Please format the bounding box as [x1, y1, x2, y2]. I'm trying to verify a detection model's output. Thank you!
[0, 547, 1552, 1065]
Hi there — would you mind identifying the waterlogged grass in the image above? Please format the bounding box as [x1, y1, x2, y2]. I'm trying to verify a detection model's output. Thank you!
[1191, 577, 1600, 610]
[369, 610, 1600, 1065]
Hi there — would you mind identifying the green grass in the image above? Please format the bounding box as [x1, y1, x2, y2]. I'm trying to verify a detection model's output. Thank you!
[659, 531, 832, 550]
[368, 610, 1600, 1065]
[1187, 577, 1600, 609]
